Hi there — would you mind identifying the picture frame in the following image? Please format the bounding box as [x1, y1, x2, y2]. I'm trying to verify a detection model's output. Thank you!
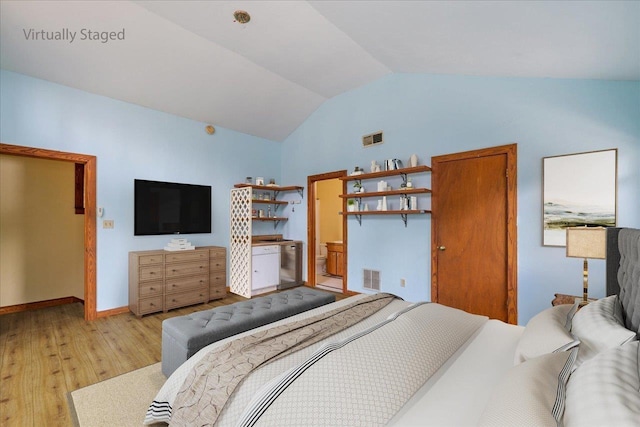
[542, 149, 617, 246]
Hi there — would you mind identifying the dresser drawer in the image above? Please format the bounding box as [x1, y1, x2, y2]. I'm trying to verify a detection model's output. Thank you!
[166, 290, 207, 310]
[209, 247, 226, 257]
[210, 271, 227, 287]
[166, 275, 208, 294]
[209, 286, 226, 301]
[140, 265, 164, 281]
[139, 254, 163, 266]
[138, 296, 163, 314]
[165, 261, 208, 278]
[165, 251, 209, 264]
[210, 258, 226, 271]
[139, 281, 163, 297]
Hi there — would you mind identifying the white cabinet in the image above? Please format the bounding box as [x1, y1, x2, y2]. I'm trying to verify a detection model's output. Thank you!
[251, 245, 280, 293]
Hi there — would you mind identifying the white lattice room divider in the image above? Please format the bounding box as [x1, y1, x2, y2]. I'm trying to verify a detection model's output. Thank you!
[230, 187, 252, 297]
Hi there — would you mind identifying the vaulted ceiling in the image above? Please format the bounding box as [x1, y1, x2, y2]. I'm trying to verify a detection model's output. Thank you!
[1, 1, 638, 141]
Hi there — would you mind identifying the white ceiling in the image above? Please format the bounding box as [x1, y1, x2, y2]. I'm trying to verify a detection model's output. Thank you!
[1, 1, 638, 141]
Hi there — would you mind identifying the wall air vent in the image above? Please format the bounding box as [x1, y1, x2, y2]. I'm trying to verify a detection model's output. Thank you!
[363, 269, 381, 291]
[362, 131, 383, 148]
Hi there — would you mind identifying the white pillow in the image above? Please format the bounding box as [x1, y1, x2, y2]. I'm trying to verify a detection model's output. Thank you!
[571, 295, 637, 365]
[564, 341, 640, 427]
[513, 302, 580, 364]
[478, 348, 577, 427]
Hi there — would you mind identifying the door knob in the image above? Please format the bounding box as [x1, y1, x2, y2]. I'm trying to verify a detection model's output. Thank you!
[437, 246, 446, 251]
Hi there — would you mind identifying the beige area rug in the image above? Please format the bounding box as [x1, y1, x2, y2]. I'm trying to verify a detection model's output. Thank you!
[68, 363, 165, 427]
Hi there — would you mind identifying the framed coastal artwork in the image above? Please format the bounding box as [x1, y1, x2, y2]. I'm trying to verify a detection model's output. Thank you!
[542, 149, 617, 246]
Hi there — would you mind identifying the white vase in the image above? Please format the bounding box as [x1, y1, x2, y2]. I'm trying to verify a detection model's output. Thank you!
[409, 154, 418, 167]
[382, 196, 387, 210]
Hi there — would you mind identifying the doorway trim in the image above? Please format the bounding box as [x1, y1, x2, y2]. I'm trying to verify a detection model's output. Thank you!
[307, 170, 348, 293]
[431, 143, 518, 324]
[0, 143, 97, 321]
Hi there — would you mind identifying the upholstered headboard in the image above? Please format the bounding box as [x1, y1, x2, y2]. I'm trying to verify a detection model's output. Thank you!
[606, 227, 640, 333]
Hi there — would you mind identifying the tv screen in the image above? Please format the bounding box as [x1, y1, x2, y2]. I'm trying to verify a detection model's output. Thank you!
[134, 179, 211, 236]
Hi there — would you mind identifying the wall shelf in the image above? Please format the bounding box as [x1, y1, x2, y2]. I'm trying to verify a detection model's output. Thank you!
[340, 165, 431, 183]
[339, 165, 432, 226]
[234, 183, 304, 198]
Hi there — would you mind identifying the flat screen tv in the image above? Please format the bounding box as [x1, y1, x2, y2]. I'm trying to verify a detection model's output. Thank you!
[134, 179, 211, 236]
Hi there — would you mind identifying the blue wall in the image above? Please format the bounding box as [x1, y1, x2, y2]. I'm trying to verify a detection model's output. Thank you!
[281, 74, 640, 324]
[0, 70, 282, 311]
[2, 70, 638, 323]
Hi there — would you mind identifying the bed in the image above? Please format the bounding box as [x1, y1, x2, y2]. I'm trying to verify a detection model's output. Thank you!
[145, 227, 640, 426]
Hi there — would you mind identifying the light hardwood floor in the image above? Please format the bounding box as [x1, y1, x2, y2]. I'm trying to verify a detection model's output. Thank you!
[0, 289, 346, 427]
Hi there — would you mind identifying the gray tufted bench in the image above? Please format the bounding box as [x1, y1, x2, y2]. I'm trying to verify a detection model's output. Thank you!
[161, 287, 336, 376]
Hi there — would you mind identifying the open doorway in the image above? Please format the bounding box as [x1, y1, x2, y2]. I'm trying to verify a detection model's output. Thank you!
[0, 143, 97, 320]
[307, 170, 347, 293]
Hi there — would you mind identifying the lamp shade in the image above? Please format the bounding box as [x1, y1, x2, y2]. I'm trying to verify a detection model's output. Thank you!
[566, 227, 607, 259]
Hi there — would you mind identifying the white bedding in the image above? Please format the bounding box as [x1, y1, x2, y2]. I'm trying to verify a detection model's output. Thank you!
[147, 294, 409, 425]
[147, 295, 522, 426]
[388, 320, 523, 426]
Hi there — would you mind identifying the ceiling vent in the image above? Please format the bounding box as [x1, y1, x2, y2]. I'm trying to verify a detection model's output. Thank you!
[362, 131, 383, 148]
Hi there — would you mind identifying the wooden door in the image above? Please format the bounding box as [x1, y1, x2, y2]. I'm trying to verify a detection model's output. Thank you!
[431, 144, 517, 324]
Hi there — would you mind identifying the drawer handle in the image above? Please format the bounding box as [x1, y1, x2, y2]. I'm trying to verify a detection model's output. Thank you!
[150, 287, 155, 291]
[149, 272, 155, 275]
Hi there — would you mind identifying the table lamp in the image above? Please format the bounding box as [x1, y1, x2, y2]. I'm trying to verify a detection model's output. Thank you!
[566, 226, 607, 306]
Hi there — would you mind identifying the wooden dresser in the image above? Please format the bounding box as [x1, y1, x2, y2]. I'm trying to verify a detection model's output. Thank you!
[129, 246, 227, 317]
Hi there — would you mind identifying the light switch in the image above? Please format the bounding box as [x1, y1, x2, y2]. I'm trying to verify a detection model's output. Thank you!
[103, 219, 114, 229]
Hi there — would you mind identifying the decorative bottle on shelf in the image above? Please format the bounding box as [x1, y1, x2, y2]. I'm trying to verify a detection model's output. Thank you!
[382, 196, 387, 211]
[377, 200, 383, 211]
[267, 205, 271, 218]
[406, 177, 413, 188]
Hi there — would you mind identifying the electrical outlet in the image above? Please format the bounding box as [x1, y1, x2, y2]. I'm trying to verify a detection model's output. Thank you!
[400, 278, 406, 287]
[103, 219, 114, 229]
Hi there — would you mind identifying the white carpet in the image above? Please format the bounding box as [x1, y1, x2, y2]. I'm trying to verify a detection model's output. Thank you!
[68, 363, 165, 427]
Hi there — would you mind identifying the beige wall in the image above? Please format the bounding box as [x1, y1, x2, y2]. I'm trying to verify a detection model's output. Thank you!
[316, 178, 343, 244]
[0, 155, 84, 307]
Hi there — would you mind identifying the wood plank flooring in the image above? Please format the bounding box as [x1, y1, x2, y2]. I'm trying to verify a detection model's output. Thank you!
[0, 289, 346, 427]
